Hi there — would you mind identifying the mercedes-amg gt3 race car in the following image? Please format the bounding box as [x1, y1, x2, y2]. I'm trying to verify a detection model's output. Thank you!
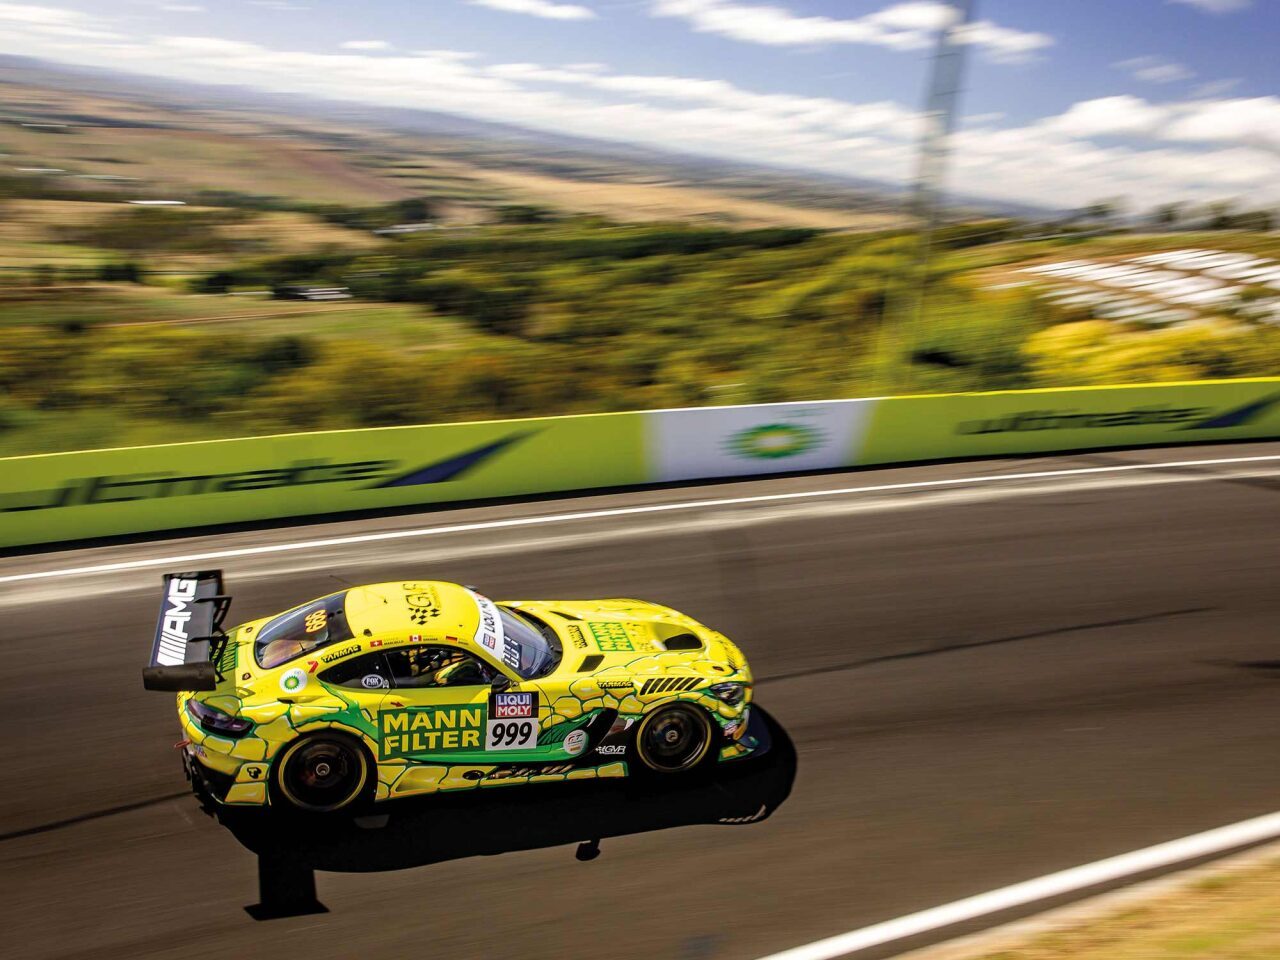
[144, 572, 760, 813]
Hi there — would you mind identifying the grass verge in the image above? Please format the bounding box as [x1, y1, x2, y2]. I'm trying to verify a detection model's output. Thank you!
[908, 845, 1280, 960]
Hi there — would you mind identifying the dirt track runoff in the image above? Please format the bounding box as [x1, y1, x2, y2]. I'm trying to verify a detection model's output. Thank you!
[2, 442, 1279, 960]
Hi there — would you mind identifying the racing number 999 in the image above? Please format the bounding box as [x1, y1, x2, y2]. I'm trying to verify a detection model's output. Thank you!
[488, 720, 535, 749]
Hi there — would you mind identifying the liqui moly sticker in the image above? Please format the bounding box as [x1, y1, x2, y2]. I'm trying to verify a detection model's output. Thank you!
[484, 690, 540, 751]
[492, 691, 537, 719]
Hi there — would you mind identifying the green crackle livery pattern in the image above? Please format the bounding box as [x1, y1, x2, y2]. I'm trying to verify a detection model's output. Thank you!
[536, 711, 598, 745]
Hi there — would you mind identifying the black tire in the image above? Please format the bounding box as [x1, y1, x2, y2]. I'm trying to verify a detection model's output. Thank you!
[631, 703, 717, 775]
[271, 732, 373, 814]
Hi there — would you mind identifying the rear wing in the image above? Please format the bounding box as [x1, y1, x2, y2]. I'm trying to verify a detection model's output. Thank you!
[142, 570, 232, 692]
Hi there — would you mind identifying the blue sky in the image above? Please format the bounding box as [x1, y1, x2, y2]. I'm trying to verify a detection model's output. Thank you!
[1, 0, 1277, 207]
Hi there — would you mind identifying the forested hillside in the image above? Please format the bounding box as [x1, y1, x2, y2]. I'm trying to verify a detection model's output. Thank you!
[4, 213, 1278, 455]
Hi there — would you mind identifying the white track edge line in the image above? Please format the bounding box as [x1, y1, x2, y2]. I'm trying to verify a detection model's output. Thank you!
[2, 453, 1278, 585]
[753, 809, 1280, 960]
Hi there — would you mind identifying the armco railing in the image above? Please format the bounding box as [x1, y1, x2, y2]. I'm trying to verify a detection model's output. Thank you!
[2, 378, 1278, 549]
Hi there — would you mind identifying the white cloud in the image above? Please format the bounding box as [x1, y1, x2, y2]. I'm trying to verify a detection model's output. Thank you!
[863, 1, 953, 31]
[1169, 0, 1251, 13]
[246, 1, 309, 9]
[1163, 96, 1280, 148]
[413, 49, 478, 61]
[1191, 77, 1242, 98]
[154, 35, 264, 56]
[651, 0, 928, 46]
[340, 40, 391, 50]
[650, 0, 1053, 61]
[1047, 95, 1169, 138]
[160, 4, 206, 11]
[0, 4, 1272, 210]
[0, 3, 124, 39]
[952, 20, 1055, 63]
[0, 1, 90, 24]
[469, 0, 596, 20]
[1114, 55, 1195, 84]
[1041, 93, 1280, 153]
[487, 61, 922, 137]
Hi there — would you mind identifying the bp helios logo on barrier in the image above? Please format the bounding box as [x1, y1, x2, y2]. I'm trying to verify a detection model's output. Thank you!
[652, 400, 876, 483]
[725, 423, 824, 460]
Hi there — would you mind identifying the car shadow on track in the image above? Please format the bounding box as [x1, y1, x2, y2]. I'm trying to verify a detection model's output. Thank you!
[222, 707, 796, 919]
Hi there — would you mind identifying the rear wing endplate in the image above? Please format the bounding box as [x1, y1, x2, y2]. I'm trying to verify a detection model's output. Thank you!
[142, 570, 231, 692]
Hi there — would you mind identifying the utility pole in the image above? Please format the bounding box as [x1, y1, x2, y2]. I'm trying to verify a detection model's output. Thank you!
[882, 0, 976, 390]
[912, 0, 976, 231]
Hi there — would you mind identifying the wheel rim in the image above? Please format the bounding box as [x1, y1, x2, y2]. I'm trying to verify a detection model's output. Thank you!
[279, 738, 366, 811]
[639, 705, 711, 772]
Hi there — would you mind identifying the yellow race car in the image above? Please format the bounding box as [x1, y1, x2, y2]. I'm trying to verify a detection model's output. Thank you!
[143, 571, 760, 813]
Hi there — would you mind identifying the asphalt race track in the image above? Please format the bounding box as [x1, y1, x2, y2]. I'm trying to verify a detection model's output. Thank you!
[3, 441, 1279, 960]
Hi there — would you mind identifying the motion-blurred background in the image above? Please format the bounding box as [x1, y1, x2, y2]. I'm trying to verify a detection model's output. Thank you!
[0, 0, 1276, 457]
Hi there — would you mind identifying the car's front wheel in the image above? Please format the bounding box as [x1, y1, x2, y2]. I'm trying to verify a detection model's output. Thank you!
[632, 703, 716, 775]
[271, 733, 372, 813]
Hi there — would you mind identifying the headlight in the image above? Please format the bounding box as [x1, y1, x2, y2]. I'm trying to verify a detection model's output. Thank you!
[708, 682, 747, 705]
[186, 698, 253, 738]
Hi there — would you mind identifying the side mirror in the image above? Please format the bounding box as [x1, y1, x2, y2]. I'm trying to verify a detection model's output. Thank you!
[490, 674, 511, 693]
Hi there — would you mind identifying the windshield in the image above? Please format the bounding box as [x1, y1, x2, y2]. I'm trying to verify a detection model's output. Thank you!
[498, 606, 561, 680]
[254, 591, 355, 668]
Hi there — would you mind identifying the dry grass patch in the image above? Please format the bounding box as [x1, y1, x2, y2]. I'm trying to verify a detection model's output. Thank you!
[967, 856, 1280, 960]
[472, 168, 908, 230]
[0, 199, 384, 268]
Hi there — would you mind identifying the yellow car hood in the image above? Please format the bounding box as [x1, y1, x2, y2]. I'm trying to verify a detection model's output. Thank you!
[510, 598, 751, 682]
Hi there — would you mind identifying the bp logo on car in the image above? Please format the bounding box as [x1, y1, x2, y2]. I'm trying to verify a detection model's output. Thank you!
[726, 423, 823, 460]
[279, 668, 307, 693]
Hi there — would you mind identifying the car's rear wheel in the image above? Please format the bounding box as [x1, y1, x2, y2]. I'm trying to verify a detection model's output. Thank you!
[632, 703, 716, 775]
[272, 733, 371, 813]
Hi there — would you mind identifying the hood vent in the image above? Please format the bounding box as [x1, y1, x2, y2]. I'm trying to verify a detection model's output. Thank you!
[640, 676, 701, 695]
[578, 654, 604, 672]
[660, 633, 703, 651]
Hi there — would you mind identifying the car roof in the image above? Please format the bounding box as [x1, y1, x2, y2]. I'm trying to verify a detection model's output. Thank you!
[343, 581, 482, 647]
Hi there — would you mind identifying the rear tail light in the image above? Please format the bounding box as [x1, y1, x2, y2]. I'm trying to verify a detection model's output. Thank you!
[186, 698, 253, 738]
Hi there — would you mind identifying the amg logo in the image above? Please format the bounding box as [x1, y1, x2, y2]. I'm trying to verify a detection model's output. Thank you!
[156, 577, 197, 666]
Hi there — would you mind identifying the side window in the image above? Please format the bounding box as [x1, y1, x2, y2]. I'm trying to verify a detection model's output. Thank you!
[384, 645, 493, 689]
[319, 652, 391, 691]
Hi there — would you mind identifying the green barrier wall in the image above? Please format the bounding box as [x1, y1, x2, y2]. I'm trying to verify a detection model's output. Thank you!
[2, 379, 1277, 549]
[857, 379, 1280, 465]
[0, 411, 647, 548]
